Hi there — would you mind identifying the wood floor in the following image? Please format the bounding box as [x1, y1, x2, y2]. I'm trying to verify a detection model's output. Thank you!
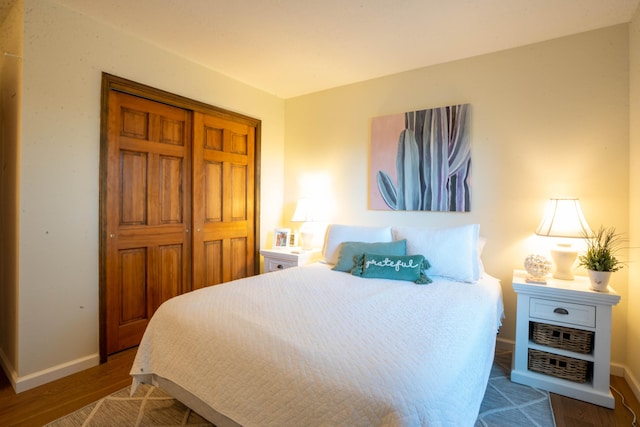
[552, 375, 640, 426]
[0, 348, 136, 427]
[0, 347, 638, 427]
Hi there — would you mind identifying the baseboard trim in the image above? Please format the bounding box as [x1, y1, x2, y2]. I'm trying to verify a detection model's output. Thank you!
[496, 337, 515, 351]
[611, 362, 625, 377]
[623, 365, 640, 405]
[611, 362, 640, 404]
[13, 353, 100, 393]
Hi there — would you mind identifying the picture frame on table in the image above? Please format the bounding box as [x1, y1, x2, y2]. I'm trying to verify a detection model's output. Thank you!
[289, 231, 299, 247]
[273, 228, 291, 248]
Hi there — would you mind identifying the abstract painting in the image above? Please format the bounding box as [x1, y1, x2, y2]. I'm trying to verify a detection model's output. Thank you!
[369, 104, 471, 212]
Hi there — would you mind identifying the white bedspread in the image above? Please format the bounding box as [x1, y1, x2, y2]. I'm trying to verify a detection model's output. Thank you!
[131, 263, 504, 427]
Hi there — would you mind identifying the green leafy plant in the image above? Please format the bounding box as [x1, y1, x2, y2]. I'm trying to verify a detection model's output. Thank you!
[578, 226, 623, 272]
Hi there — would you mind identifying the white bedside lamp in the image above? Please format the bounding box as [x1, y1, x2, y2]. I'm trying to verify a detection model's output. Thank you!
[291, 197, 317, 250]
[535, 198, 592, 280]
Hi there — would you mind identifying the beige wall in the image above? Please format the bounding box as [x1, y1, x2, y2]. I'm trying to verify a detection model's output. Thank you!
[285, 26, 631, 367]
[628, 7, 640, 397]
[9, 0, 285, 386]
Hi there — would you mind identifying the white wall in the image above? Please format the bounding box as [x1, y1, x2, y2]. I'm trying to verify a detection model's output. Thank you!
[284, 26, 631, 366]
[13, 0, 285, 386]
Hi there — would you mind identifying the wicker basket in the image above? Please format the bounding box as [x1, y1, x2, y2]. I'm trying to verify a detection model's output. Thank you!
[531, 322, 593, 354]
[528, 349, 590, 383]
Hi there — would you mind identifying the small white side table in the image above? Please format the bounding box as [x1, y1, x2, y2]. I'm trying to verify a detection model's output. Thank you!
[511, 269, 621, 408]
[260, 248, 321, 273]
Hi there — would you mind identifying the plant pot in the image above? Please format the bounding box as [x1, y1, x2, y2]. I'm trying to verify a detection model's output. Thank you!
[587, 270, 612, 292]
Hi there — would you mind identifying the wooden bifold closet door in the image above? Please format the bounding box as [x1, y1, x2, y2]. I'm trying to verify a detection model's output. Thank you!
[192, 112, 256, 290]
[100, 75, 259, 359]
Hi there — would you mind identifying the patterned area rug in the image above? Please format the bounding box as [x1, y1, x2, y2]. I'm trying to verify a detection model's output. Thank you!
[47, 350, 555, 427]
[476, 350, 556, 427]
[45, 385, 213, 427]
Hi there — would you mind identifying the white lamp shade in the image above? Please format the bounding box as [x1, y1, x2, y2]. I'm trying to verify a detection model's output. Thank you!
[535, 198, 592, 280]
[291, 198, 317, 222]
[291, 197, 321, 250]
[535, 198, 592, 238]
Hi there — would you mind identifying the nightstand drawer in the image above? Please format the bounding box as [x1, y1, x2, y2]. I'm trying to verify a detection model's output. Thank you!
[264, 258, 297, 272]
[530, 298, 596, 328]
[261, 248, 321, 274]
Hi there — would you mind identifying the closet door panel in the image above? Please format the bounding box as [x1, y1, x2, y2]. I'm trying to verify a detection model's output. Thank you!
[157, 244, 183, 307]
[105, 91, 191, 354]
[231, 163, 247, 221]
[204, 161, 223, 222]
[119, 151, 147, 225]
[159, 156, 184, 224]
[230, 237, 249, 281]
[193, 112, 256, 289]
[114, 247, 148, 351]
[119, 248, 147, 323]
[204, 240, 223, 287]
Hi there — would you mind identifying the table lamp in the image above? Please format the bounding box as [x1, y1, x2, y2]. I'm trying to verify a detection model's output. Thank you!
[535, 198, 592, 280]
[291, 197, 317, 250]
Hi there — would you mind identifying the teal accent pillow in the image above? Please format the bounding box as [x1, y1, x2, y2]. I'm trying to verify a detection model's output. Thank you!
[351, 253, 432, 284]
[333, 240, 407, 272]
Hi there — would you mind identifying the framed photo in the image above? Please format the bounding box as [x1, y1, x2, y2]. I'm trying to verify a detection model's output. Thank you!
[289, 231, 299, 247]
[273, 228, 291, 248]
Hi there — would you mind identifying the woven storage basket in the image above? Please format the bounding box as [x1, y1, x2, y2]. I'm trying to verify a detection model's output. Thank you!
[528, 349, 589, 383]
[531, 322, 593, 354]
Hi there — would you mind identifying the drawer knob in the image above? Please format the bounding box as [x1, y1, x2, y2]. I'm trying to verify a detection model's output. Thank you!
[277, 264, 284, 269]
[553, 307, 569, 315]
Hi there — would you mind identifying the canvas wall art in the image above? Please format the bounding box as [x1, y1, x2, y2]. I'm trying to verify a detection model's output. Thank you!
[369, 104, 471, 212]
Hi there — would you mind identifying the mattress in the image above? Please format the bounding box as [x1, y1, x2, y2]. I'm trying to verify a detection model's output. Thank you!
[131, 263, 504, 427]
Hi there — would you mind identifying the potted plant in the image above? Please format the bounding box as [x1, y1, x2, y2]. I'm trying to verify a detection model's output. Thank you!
[577, 226, 623, 292]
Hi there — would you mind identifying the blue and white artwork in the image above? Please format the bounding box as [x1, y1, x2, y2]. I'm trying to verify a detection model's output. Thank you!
[369, 104, 471, 212]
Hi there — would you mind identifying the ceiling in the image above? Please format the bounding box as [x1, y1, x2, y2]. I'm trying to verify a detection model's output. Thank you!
[5, 0, 640, 98]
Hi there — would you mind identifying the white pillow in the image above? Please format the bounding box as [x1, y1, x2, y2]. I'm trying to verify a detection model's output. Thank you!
[478, 236, 487, 275]
[391, 224, 481, 283]
[322, 224, 393, 264]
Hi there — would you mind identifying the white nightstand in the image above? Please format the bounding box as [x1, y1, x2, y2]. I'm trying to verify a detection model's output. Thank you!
[511, 269, 621, 408]
[260, 248, 321, 273]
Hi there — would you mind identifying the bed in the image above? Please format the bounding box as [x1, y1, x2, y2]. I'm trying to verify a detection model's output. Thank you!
[130, 224, 504, 427]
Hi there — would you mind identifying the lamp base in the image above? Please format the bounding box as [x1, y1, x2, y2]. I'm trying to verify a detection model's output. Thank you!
[300, 231, 315, 251]
[551, 243, 577, 280]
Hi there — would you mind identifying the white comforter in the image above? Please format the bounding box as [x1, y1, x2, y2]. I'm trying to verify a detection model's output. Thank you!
[131, 263, 504, 427]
